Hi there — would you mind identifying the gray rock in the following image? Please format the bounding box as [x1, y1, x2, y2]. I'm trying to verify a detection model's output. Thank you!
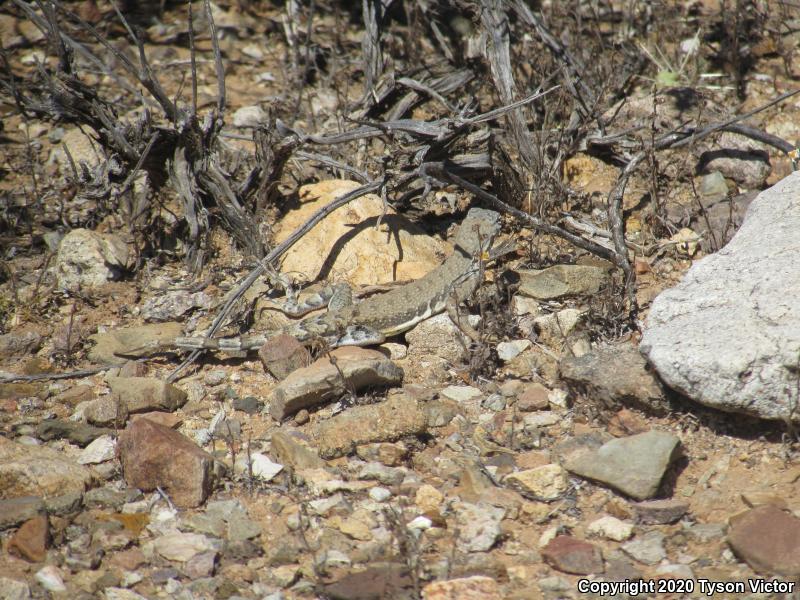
[699, 170, 729, 200]
[454, 502, 504, 552]
[232, 105, 267, 128]
[36, 419, 113, 447]
[517, 265, 610, 300]
[697, 131, 771, 188]
[564, 430, 681, 500]
[0, 497, 44, 531]
[560, 343, 667, 413]
[140, 291, 212, 322]
[641, 172, 800, 420]
[621, 531, 667, 565]
[0, 329, 43, 358]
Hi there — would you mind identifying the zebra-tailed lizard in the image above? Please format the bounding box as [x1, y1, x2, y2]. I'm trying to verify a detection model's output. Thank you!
[132, 208, 502, 355]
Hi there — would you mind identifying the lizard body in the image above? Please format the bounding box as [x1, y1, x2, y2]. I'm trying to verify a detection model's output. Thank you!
[171, 208, 501, 353]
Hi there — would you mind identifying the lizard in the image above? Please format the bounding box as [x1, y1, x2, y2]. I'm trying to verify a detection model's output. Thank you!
[130, 207, 502, 355]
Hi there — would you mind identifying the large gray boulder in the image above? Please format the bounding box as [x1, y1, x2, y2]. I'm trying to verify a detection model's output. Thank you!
[640, 172, 800, 420]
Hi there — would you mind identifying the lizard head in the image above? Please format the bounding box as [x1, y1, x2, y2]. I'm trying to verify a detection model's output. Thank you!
[454, 208, 502, 255]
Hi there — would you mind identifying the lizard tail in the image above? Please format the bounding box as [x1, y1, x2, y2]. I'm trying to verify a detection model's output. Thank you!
[175, 335, 269, 352]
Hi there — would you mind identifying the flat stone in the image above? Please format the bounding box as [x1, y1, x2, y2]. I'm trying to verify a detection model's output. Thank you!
[621, 531, 667, 565]
[7, 515, 49, 562]
[504, 464, 569, 501]
[422, 576, 502, 600]
[118, 418, 216, 508]
[641, 172, 800, 420]
[0, 496, 45, 530]
[0, 437, 92, 500]
[36, 419, 113, 447]
[560, 343, 667, 413]
[541, 535, 604, 575]
[728, 505, 800, 576]
[517, 265, 610, 300]
[258, 333, 312, 380]
[496, 340, 531, 361]
[314, 392, 428, 459]
[150, 531, 221, 562]
[232, 105, 267, 128]
[564, 430, 681, 500]
[440, 385, 482, 403]
[633, 499, 689, 524]
[88, 322, 184, 365]
[269, 347, 403, 420]
[323, 563, 413, 600]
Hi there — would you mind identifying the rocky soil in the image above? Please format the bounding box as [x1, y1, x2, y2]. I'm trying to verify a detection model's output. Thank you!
[2, 1, 800, 599]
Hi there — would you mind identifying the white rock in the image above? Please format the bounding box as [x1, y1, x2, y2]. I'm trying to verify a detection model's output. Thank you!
[407, 516, 433, 531]
[246, 453, 284, 481]
[379, 342, 408, 360]
[641, 171, 800, 421]
[440, 385, 482, 403]
[241, 44, 264, 59]
[369, 487, 392, 502]
[497, 339, 532, 361]
[587, 515, 634, 541]
[522, 411, 561, 429]
[539, 525, 559, 548]
[77, 434, 117, 464]
[34, 566, 66, 593]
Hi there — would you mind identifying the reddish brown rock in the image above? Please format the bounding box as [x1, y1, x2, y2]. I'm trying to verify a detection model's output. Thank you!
[118, 419, 216, 508]
[516, 383, 550, 411]
[633, 499, 689, 525]
[728, 505, 800, 576]
[258, 333, 311, 380]
[542, 535, 604, 575]
[8, 515, 49, 562]
[130, 411, 183, 429]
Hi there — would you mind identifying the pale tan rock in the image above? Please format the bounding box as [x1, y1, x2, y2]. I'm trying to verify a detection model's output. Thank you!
[0, 437, 93, 500]
[415, 484, 445, 514]
[504, 464, 569, 501]
[422, 575, 502, 600]
[274, 180, 445, 286]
